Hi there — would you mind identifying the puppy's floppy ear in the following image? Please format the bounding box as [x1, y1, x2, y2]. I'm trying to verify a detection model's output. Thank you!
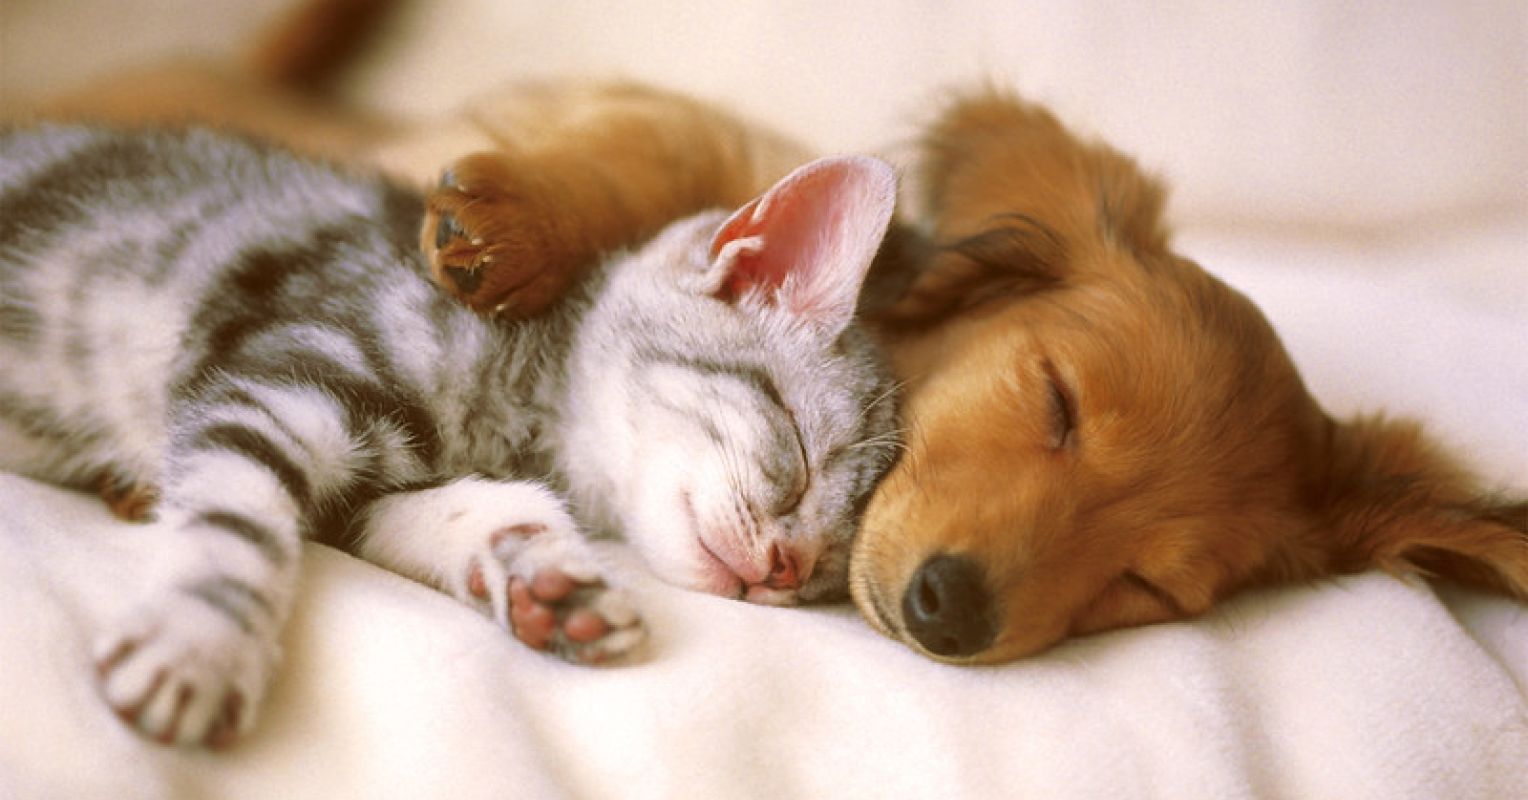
[871, 88, 1172, 327]
[868, 216, 1066, 326]
[923, 88, 1174, 254]
[1298, 414, 1528, 598]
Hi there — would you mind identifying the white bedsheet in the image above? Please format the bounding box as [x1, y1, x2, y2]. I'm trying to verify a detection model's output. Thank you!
[2, 218, 1526, 800]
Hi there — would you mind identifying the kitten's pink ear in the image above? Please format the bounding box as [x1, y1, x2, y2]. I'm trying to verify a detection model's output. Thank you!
[706, 155, 897, 335]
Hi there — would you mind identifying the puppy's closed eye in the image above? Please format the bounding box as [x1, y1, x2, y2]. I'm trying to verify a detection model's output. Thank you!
[1041, 360, 1076, 450]
[1121, 571, 1185, 617]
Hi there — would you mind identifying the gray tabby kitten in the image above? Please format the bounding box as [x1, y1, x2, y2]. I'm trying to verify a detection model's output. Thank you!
[0, 126, 899, 747]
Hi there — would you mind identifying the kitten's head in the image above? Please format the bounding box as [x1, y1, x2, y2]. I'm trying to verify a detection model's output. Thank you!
[560, 156, 901, 604]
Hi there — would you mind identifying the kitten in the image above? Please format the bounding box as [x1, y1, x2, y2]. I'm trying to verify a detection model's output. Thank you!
[0, 126, 900, 747]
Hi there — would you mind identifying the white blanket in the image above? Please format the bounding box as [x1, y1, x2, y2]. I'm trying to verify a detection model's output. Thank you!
[2, 218, 1525, 800]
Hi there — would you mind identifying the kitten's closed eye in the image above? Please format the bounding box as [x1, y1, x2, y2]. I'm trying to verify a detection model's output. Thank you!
[771, 428, 810, 516]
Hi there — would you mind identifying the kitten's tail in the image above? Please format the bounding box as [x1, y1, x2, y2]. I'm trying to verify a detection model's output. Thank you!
[245, 0, 404, 94]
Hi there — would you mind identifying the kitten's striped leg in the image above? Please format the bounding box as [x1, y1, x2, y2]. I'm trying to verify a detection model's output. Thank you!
[94, 384, 347, 747]
[355, 476, 646, 664]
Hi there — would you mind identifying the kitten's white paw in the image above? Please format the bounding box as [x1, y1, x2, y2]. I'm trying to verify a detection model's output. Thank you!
[93, 582, 278, 748]
[360, 477, 647, 663]
[456, 515, 646, 664]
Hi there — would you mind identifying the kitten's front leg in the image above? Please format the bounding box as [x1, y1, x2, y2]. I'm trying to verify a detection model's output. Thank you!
[95, 380, 362, 747]
[94, 458, 303, 748]
[355, 476, 645, 663]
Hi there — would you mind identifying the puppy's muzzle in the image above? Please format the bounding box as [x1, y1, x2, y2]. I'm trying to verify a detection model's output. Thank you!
[901, 554, 995, 657]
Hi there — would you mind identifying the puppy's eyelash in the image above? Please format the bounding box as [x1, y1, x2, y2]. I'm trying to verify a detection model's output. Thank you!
[1041, 360, 1076, 450]
[1122, 571, 1186, 617]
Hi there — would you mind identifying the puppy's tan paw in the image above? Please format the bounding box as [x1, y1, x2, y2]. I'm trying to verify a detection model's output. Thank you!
[421, 153, 588, 318]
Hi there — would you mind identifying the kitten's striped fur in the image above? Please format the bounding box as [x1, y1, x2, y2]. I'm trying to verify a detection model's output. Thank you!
[0, 126, 899, 747]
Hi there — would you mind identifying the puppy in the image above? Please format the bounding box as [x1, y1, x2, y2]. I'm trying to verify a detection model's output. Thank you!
[848, 90, 1528, 663]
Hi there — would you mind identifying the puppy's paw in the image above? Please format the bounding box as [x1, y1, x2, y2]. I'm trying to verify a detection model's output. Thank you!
[94, 582, 278, 748]
[457, 520, 645, 665]
[421, 152, 589, 318]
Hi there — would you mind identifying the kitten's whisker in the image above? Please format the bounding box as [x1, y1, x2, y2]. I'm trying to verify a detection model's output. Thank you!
[854, 379, 906, 427]
[846, 427, 907, 451]
[705, 396, 748, 501]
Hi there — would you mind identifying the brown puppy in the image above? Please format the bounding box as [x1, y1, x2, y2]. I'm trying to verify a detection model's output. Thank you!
[848, 90, 1528, 663]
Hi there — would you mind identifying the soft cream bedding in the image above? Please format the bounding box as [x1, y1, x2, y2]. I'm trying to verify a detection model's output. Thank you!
[3, 218, 1524, 800]
[2, 3, 1524, 797]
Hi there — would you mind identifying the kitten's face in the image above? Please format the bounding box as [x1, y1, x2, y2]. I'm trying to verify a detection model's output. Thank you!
[612, 311, 894, 604]
[559, 158, 900, 604]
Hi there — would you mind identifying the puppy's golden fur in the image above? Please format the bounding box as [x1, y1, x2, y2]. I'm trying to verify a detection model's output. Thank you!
[848, 90, 1528, 663]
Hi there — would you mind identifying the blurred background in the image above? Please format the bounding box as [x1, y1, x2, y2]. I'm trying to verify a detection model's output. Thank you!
[3, 0, 1525, 236]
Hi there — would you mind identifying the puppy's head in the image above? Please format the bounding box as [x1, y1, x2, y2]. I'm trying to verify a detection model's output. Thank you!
[850, 91, 1528, 663]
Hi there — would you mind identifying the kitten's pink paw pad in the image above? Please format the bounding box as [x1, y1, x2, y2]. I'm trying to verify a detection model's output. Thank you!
[505, 572, 638, 662]
[460, 530, 644, 664]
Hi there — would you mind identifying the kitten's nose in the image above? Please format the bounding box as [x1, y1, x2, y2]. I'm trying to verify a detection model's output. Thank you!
[763, 542, 809, 590]
[901, 554, 995, 657]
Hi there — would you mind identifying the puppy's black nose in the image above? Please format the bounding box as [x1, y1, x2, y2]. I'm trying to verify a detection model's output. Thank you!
[901, 554, 995, 657]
